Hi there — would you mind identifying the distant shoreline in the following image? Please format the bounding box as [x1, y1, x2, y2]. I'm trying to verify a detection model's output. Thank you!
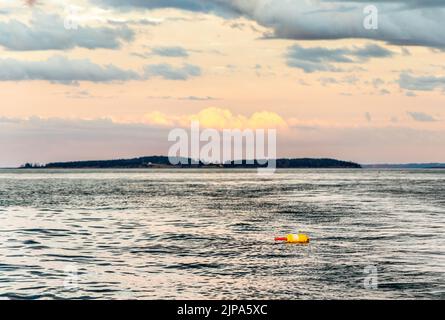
[10, 157, 445, 170]
[6, 167, 445, 170]
[19, 156, 362, 169]
[362, 163, 445, 169]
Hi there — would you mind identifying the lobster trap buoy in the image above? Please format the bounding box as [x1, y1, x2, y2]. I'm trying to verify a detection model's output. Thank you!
[275, 234, 310, 244]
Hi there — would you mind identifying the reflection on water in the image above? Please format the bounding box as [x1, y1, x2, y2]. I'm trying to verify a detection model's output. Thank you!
[0, 169, 443, 299]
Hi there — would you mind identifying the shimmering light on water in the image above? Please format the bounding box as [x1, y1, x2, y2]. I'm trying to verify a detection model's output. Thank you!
[0, 169, 443, 299]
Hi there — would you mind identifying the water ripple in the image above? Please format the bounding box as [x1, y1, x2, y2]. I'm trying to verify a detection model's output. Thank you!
[0, 169, 443, 299]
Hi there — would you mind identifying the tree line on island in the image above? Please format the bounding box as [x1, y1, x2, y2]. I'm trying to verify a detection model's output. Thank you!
[20, 156, 362, 169]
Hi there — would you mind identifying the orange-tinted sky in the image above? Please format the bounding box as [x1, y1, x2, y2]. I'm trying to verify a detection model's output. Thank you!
[0, 0, 444, 166]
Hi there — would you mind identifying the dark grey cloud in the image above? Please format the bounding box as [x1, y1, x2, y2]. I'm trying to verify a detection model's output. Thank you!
[94, 0, 239, 16]
[407, 112, 438, 122]
[286, 44, 394, 73]
[0, 56, 204, 84]
[93, 0, 445, 48]
[325, 0, 445, 9]
[0, 56, 140, 84]
[288, 46, 355, 64]
[399, 73, 445, 91]
[144, 63, 201, 80]
[353, 44, 394, 60]
[95, 0, 445, 14]
[0, 12, 134, 51]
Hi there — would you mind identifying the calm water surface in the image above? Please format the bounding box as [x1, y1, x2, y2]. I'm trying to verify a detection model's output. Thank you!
[0, 169, 443, 299]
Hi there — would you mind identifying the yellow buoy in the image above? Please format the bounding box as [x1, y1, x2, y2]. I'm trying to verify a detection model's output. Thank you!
[275, 234, 310, 244]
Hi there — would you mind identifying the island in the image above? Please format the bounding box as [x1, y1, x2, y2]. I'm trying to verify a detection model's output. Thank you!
[20, 156, 362, 169]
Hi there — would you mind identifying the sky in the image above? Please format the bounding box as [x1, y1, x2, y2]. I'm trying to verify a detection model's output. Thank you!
[1, 0, 445, 167]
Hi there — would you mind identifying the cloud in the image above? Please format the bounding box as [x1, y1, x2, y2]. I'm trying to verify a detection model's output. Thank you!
[0, 11, 134, 51]
[286, 43, 394, 73]
[318, 75, 361, 86]
[319, 77, 339, 86]
[407, 112, 438, 122]
[2, 115, 445, 167]
[65, 90, 92, 99]
[0, 56, 140, 84]
[140, 107, 288, 129]
[244, 1, 445, 48]
[132, 46, 190, 59]
[286, 46, 347, 73]
[108, 18, 162, 26]
[95, 0, 445, 14]
[150, 46, 190, 57]
[144, 63, 201, 80]
[95, 0, 445, 48]
[399, 73, 445, 91]
[353, 44, 395, 60]
[330, 0, 445, 9]
[0, 56, 204, 84]
[93, 0, 239, 16]
[179, 96, 219, 101]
